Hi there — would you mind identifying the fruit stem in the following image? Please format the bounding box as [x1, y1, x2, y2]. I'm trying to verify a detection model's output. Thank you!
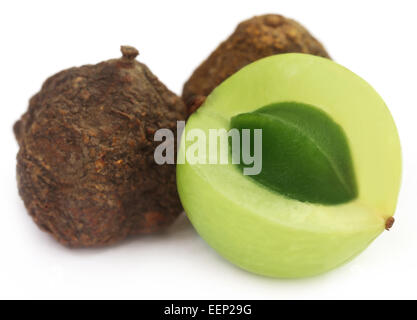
[121, 46, 139, 60]
[385, 217, 395, 230]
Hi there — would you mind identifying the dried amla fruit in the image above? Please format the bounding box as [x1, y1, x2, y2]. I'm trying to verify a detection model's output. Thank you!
[14, 46, 186, 247]
[177, 54, 402, 278]
[182, 14, 330, 114]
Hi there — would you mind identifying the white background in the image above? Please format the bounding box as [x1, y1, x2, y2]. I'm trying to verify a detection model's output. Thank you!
[0, 0, 416, 299]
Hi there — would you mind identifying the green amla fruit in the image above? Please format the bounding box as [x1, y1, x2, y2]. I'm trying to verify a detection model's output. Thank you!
[177, 53, 401, 278]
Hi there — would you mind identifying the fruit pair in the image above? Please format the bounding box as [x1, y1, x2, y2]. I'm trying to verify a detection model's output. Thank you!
[15, 14, 329, 247]
[177, 15, 401, 278]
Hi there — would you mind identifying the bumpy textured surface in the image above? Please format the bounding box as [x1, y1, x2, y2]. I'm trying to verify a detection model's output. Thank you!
[14, 46, 186, 247]
[182, 14, 330, 113]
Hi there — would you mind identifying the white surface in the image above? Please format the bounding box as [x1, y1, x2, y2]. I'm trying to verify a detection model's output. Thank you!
[0, 0, 416, 299]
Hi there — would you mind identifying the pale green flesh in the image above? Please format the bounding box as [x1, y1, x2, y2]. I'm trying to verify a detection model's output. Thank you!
[177, 54, 401, 278]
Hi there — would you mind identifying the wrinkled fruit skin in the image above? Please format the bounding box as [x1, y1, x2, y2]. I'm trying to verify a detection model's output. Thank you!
[182, 14, 330, 114]
[14, 47, 186, 247]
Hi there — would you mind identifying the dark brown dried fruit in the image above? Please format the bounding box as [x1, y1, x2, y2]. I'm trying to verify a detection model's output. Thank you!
[14, 46, 186, 247]
[182, 14, 330, 114]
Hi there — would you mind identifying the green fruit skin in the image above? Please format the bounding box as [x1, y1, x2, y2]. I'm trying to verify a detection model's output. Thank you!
[177, 53, 401, 278]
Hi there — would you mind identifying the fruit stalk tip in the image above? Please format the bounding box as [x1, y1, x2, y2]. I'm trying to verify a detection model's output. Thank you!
[385, 217, 395, 230]
[121, 46, 139, 60]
